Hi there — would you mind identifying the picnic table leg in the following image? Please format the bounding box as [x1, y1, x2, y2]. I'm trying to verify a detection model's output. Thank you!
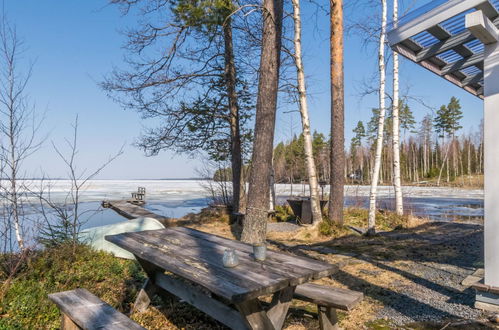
[318, 305, 339, 330]
[61, 313, 80, 330]
[132, 256, 165, 313]
[236, 286, 295, 330]
[236, 299, 276, 330]
[132, 278, 157, 313]
[267, 286, 296, 330]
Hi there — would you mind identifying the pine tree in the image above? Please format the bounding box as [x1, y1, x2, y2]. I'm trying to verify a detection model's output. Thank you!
[352, 121, 366, 147]
[433, 97, 463, 185]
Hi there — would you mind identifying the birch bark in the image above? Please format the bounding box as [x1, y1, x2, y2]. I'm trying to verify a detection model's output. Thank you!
[392, 0, 403, 216]
[291, 0, 322, 225]
[367, 0, 387, 235]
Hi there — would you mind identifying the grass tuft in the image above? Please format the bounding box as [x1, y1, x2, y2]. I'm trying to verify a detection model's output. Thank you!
[0, 244, 143, 329]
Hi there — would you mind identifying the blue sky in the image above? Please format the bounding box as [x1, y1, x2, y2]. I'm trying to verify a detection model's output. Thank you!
[4, 0, 484, 179]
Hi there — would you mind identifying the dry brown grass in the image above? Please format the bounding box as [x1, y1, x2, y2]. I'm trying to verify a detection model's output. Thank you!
[132, 207, 485, 329]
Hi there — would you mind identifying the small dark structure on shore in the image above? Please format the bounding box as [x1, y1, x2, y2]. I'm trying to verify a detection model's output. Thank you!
[287, 198, 328, 224]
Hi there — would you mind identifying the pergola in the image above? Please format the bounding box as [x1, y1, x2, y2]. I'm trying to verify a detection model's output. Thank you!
[388, 0, 499, 311]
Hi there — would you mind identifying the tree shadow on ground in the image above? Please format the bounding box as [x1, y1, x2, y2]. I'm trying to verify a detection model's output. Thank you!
[267, 221, 485, 324]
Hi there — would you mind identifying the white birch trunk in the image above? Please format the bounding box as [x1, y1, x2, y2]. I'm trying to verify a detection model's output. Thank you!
[270, 163, 276, 211]
[367, 0, 387, 234]
[291, 0, 322, 224]
[391, 0, 403, 215]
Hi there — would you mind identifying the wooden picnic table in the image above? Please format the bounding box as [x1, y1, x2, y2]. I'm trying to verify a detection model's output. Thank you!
[105, 227, 337, 330]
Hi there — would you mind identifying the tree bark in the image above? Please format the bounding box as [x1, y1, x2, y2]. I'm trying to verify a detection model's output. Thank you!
[223, 19, 244, 214]
[291, 0, 322, 225]
[391, 0, 403, 216]
[328, 0, 345, 225]
[241, 0, 283, 244]
[367, 0, 387, 235]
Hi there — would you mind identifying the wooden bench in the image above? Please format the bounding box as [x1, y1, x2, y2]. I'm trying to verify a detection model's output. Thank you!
[131, 187, 146, 202]
[294, 283, 363, 330]
[48, 288, 145, 330]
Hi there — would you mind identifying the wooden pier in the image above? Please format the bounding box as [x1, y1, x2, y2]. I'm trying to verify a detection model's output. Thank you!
[102, 200, 170, 224]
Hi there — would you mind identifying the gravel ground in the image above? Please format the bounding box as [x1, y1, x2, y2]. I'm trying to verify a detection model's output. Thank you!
[288, 222, 489, 327]
[374, 223, 484, 325]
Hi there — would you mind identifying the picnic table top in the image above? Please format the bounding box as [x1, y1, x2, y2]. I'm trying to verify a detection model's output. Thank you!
[105, 227, 337, 303]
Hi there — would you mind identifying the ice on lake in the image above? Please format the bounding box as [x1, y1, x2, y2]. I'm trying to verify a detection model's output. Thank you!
[12, 179, 486, 229]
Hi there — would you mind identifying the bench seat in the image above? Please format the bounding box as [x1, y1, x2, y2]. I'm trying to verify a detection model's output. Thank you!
[294, 283, 363, 330]
[48, 288, 145, 330]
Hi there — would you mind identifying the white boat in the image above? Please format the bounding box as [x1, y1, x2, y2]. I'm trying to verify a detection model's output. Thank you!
[79, 217, 165, 259]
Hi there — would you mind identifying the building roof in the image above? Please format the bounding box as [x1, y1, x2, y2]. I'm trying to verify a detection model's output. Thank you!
[387, 0, 499, 98]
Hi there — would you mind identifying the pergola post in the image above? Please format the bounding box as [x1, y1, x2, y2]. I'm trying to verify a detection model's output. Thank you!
[387, 0, 499, 312]
[484, 40, 499, 287]
[466, 9, 499, 311]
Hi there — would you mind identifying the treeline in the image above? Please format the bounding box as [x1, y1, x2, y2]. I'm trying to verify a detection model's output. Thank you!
[272, 97, 484, 185]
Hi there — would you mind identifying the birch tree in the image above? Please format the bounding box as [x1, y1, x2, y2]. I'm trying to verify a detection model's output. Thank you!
[0, 17, 42, 251]
[391, 0, 403, 215]
[367, 0, 387, 235]
[329, 0, 345, 225]
[291, 0, 322, 225]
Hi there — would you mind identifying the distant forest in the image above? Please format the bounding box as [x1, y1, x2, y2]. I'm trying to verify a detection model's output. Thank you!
[244, 97, 483, 185]
[274, 97, 483, 184]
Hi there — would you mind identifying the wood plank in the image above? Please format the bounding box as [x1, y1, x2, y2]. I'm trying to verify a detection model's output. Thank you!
[126, 231, 290, 300]
[103, 200, 170, 223]
[294, 283, 363, 311]
[107, 228, 336, 302]
[106, 233, 251, 302]
[135, 230, 289, 288]
[170, 227, 335, 276]
[154, 272, 250, 330]
[48, 289, 145, 330]
[127, 233, 272, 292]
[148, 227, 319, 285]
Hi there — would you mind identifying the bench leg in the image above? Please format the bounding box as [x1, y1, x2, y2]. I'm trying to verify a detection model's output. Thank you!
[61, 313, 81, 330]
[318, 305, 339, 330]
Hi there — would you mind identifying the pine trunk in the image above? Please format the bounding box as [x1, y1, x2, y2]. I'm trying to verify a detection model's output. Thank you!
[223, 20, 244, 214]
[328, 0, 345, 224]
[241, 0, 284, 244]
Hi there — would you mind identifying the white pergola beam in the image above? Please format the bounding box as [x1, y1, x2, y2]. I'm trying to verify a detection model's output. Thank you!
[388, 0, 498, 46]
[466, 10, 499, 44]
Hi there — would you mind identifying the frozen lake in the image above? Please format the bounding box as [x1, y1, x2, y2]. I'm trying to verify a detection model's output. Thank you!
[11, 179, 485, 230]
[1, 180, 484, 248]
